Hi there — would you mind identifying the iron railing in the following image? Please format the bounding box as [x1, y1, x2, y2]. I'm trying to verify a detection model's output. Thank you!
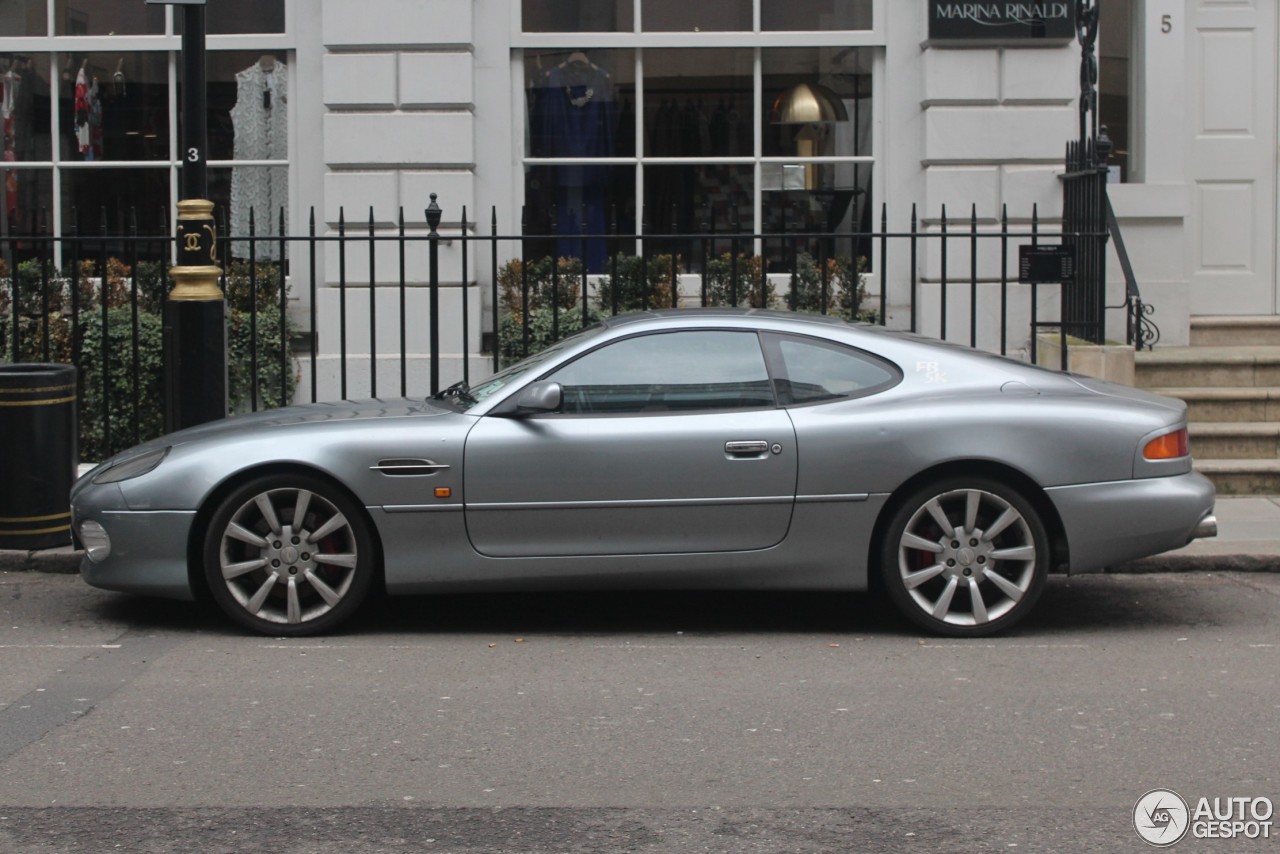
[3, 199, 1106, 459]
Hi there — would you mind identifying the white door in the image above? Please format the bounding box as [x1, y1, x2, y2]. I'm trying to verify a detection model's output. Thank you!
[1187, 0, 1277, 315]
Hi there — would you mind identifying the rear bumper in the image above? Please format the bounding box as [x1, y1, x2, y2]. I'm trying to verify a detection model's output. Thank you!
[1047, 471, 1216, 574]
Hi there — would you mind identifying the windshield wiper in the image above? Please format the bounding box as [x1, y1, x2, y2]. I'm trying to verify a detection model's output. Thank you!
[431, 380, 475, 404]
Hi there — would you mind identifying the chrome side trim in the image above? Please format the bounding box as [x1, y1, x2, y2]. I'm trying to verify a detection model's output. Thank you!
[466, 495, 794, 512]
[796, 493, 869, 503]
[381, 504, 464, 514]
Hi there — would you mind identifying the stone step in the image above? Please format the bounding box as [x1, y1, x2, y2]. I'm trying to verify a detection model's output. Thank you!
[1147, 387, 1280, 423]
[1188, 422, 1280, 459]
[1135, 346, 1280, 388]
[1194, 459, 1280, 496]
[1191, 315, 1280, 347]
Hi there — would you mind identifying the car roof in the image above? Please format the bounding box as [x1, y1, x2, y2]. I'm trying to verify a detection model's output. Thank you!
[600, 308, 862, 331]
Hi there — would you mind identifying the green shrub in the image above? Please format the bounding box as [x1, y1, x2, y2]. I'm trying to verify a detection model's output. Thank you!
[705, 252, 773, 308]
[786, 253, 869, 318]
[2, 257, 296, 459]
[595, 253, 678, 312]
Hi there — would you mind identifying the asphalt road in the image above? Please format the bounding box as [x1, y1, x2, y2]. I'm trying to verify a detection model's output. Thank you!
[0, 570, 1276, 853]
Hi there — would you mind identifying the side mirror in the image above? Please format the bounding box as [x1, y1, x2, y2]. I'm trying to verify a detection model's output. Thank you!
[514, 381, 563, 414]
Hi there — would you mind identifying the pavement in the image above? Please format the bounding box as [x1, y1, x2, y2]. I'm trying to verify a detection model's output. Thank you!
[1, 496, 1277, 576]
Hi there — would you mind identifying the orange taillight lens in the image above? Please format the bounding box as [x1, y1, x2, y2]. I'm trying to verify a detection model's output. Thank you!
[1144, 428, 1189, 460]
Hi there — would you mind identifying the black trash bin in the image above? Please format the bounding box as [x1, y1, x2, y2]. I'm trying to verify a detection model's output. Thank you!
[0, 363, 79, 550]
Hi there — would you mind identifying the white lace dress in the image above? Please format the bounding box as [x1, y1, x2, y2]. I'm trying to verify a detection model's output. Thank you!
[229, 61, 288, 260]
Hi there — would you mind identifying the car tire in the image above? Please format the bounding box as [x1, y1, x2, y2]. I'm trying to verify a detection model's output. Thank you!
[202, 473, 375, 636]
[880, 477, 1048, 638]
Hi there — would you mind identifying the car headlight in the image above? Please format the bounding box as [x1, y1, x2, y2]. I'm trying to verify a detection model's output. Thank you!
[92, 447, 170, 484]
[78, 520, 111, 562]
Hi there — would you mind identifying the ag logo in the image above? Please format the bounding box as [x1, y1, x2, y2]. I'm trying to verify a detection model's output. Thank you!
[1134, 789, 1190, 846]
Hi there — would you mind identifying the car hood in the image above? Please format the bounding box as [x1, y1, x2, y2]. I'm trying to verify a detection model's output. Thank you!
[110, 398, 457, 459]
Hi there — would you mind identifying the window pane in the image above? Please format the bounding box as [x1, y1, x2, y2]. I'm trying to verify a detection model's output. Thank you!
[174, 0, 285, 35]
[642, 0, 751, 32]
[523, 0, 633, 32]
[552, 330, 773, 414]
[208, 0, 284, 35]
[1099, 0, 1133, 182]
[762, 0, 872, 31]
[763, 163, 872, 274]
[524, 164, 635, 273]
[55, 0, 163, 35]
[57, 52, 169, 162]
[0, 0, 46, 36]
[774, 336, 895, 404]
[644, 163, 753, 259]
[61, 167, 169, 233]
[1, 168, 51, 255]
[526, 49, 635, 159]
[2, 52, 54, 161]
[763, 47, 871, 159]
[206, 52, 290, 162]
[643, 49, 752, 157]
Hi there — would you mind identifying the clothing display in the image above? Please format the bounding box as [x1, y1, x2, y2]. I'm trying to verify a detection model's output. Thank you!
[529, 57, 616, 270]
[2, 66, 18, 219]
[229, 57, 288, 260]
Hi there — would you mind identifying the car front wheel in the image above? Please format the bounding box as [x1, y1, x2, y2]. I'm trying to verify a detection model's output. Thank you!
[881, 478, 1048, 637]
[203, 474, 375, 636]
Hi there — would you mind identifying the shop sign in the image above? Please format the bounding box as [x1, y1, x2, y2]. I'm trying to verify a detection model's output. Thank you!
[1019, 245, 1075, 284]
[928, 2, 1075, 43]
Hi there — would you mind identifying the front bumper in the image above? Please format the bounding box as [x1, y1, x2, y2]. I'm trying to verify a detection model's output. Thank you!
[1048, 470, 1217, 573]
[75, 508, 198, 601]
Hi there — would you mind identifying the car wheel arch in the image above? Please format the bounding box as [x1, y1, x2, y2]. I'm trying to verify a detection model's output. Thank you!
[185, 462, 386, 604]
[867, 460, 1069, 584]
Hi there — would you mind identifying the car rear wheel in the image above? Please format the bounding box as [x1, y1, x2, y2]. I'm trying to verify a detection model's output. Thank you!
[203, 474, 374, 636]
[881, 478, 1048, 637]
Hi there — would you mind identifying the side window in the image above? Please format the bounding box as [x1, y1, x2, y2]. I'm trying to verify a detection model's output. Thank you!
[767, 334, 899, 405]
[548, 330, 775, 414]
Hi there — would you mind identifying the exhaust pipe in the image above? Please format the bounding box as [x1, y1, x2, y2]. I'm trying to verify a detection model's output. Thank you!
[1191, 513, 1218, 541]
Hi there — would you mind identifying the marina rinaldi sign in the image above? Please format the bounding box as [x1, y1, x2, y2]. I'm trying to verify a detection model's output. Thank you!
[928, 1, 1076, 43]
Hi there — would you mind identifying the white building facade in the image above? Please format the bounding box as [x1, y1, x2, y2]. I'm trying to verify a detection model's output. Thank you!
[1, 0, 1276, 395]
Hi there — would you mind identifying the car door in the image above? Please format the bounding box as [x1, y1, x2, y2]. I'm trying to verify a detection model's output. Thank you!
[463, 329, 798, 557]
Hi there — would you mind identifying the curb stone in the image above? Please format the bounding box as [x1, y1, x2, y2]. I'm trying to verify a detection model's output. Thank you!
[1, 549, 1278, 577]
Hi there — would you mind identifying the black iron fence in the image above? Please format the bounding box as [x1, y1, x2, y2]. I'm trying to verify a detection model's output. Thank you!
[3, 198, 1119, 460]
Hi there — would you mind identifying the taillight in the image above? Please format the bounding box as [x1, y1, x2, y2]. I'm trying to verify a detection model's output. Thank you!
[1144, 428, 1189, 460]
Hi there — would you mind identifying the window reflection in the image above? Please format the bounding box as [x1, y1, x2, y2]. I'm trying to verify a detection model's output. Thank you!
[0, 0, 47, 36]
[60, 167, 169, 234]
[176, 0, 285, 35]
[522, 0, 632, 32]
[54, 0, 163, 35]
[642, 0, 751, 32]
[761, 0, 872, 31]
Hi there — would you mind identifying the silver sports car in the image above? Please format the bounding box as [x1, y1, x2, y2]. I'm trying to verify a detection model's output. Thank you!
[71, 309, 1217, 637]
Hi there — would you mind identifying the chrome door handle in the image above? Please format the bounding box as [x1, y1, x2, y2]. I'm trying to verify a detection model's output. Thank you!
[725, 440, 770, 457]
